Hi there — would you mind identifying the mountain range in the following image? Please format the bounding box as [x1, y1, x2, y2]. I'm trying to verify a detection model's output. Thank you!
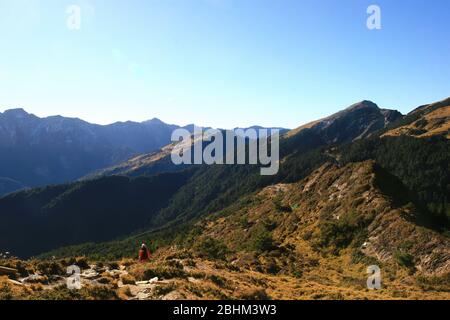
[0, 109, 286, 196]
[0, 99, 426, 256]
[0, 97, 448, 300]
[0, 109, 186, 195]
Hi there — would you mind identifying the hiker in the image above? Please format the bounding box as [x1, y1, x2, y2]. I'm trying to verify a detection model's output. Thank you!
[138, 243, 151, 262]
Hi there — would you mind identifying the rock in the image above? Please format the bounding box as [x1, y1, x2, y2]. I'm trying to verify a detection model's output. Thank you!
[80, 271, 99, 279]
[0, 265, 18, 275]
[188, 277, 200, 283]
[107, 269, 122, 278]
[162, 291, 183, 300]
[136, 291, 151, 300]
[93, 266, 107, 273]
[22, 274, 48, 284]
[149, 277, 158, 284]
[8, 279, 24, 286]
[48, 275, 65, 282]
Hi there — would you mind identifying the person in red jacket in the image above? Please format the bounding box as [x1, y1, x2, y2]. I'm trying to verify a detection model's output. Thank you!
[138, 243, 151, 262]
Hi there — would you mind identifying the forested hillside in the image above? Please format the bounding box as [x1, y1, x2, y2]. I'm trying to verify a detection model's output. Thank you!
[1, 99, 448, 261]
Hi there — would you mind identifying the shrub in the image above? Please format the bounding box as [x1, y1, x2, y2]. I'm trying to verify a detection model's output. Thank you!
[188, 271, 206, 279]
[118, 286, 133, 299]
[107, 262, 119, 270]
[75, 257, 90, 270]
[317, 210, 370, 251]
[239, 217, 252, 229]
[208, 275, 228, 288]
[184, 259, 196, 267]
[82, 285, 118, 300]
[0, 282, 13, 300]
[394, 251, 415, 269]
[225, 263, 240, 272]
[119, 259, 134, 267]
[238, 288, 270, 300]
[416, 272, 450, 291]
[248, 226, 275, 252]
[262, 218, 278, 231]
[273, 196, 292, 213]
[27, 285, 81, 300]
[142, 266, 186, 280]
[350, 250, 379, 265]
[263, 258, 280, 275]
[154, 283, 176, 296]
[193, 237, 230, 260]
[291, 269, 302, 278]
[166, 260, 184, 269]
[36, 261, 65, 276]
[97, 277, 112, 284]
[120, 274, 136, 285]
[302, 230, 313, 241]
[27, 284, 116, 300]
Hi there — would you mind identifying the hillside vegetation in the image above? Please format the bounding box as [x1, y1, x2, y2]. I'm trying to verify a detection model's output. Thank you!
[0, 98, 449, 300]
[3, 161, 448, 300]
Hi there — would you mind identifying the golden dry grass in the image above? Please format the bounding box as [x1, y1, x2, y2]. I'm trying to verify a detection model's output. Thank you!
[383, 105, 450, 139]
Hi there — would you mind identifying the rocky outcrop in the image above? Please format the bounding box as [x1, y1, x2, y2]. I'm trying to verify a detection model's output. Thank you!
[287, 100, 403, 142]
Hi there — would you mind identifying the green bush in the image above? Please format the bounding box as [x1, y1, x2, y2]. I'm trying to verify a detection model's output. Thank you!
[83, 285, 118, 300]
[262, 218, 278, 231]
[248, 226, 275, 252]
[208, 274, 228, 288]
[36, 261, 65, 276]
[166, 259, 184, 269]
[238, 288, 270, 300]
[239, 217, 252, 229]
[394, 251, 415, 269]
[193, 237, 230, 260]
[154, 283, 176, 296]
[27, 284, 118, 300]
[0, 283, 13, 300]
[273, 196, 292, 213]
[318, 210, 370, 251]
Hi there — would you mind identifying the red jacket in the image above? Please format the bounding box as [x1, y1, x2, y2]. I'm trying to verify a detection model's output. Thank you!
[138, 248, 151, 261]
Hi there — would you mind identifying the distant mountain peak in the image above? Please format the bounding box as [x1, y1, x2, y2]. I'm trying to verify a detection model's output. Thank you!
[345, 100, 379, 111]
[143, 118, 166, 125]
[286, 99, 402, 141]
[2, 108, 30, 117]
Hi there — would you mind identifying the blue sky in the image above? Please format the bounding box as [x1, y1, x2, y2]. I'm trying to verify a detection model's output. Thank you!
[0, 0, 449, 128]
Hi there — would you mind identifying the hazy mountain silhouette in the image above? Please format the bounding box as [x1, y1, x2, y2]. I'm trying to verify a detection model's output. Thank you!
[0, 109, 184, 195]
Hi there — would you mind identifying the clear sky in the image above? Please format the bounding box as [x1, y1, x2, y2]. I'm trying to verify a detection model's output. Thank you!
[0, 0, 449, 129]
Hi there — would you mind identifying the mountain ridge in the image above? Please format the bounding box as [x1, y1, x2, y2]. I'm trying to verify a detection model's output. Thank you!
[0, 98, 434, 258]
[0, 109, 188, 196]
[286, 100, 402, 141]
[0, 98, 448, 261]
[383, 97, 450, 139]
[90, 100, 402, 180]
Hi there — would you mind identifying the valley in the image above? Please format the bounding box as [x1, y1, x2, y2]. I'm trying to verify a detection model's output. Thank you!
[0, 97, 449, 300]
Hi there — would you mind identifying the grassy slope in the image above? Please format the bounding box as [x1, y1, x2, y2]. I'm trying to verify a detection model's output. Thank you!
[3, 161, 449, 300]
